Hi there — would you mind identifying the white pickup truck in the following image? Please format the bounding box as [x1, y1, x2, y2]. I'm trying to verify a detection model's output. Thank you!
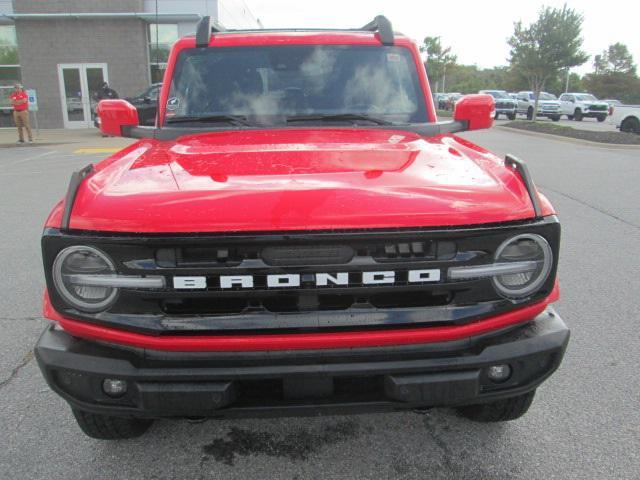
[559, 93, 609, 122]
[609, 104, 640, 134]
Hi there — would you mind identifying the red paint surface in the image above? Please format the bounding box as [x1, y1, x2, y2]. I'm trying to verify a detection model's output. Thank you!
[46, 129, 552, 233]
[43, 286, 558, 352]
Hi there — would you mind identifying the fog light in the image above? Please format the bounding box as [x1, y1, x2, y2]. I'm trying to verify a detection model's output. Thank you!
[486, 364, 511, 383]
[102, 378, 127, 397]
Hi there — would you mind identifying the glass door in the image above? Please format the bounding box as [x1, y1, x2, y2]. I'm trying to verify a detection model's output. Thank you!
[57, 63, 108, 128]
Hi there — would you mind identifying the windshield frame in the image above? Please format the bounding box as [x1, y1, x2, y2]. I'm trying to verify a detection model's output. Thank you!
[162, 43, 431, 128]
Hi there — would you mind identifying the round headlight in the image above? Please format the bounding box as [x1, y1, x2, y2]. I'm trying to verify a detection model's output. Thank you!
[492, 234, 552, 299]
[52, 246, 118, 312]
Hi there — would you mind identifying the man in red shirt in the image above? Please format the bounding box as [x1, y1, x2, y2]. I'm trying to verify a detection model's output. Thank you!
[9, 83, 33, 143]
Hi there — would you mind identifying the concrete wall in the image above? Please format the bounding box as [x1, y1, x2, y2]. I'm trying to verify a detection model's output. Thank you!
[13, 0, 150, 127]
[9, 0, 260, 128]
[14, 0, 143, 14]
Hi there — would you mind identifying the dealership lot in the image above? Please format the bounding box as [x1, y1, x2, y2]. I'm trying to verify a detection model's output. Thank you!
[495, 116, 619, 132]
[0, 128, 638, 479]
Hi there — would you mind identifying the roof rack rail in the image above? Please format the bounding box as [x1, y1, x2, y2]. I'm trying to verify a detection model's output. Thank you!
[195, 15, 394, 47]
[195, 15, 226, 47]
[361, 15, 394, 45]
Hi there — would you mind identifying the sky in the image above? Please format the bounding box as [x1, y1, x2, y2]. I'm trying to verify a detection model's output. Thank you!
[245, 0, 639, 75]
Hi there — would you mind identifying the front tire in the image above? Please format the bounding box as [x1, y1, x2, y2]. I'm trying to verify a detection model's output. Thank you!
[507, 113, 516, 120]
[457, 390, 536, 422]
[573, 109, 583, 121]
[72, 409, 153, 439]
[551, 115, 560, 122]
[597, 115, 607, 122]
[526, 107, 533, 120]
[620, 117, 640, 134]
[494, 112, 500, 120]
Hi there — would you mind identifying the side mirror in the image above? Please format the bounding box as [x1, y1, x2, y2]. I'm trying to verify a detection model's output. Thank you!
[454, 94, 494, 131]
[96, 99, 139, 137]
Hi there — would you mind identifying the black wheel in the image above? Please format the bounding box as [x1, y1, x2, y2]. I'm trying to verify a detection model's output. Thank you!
[526, 107, 533, 120]
[567, 115, 574, 120]
[507, 113, 516, 121]
[72, 409, 153, 439]
[551, 116, 560, 122]
[457, 390, 536, 422]
[573, 109, 583, 121]
[494, 112, 500, 120]
[597, 115, 607, 122]
[620, 117, 640, 134]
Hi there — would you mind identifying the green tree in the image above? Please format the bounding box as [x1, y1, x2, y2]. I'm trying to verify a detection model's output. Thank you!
[584, 43, 640, 103]
[420, 36, 456, 93]
[593, 43, 635, 75]
[508, 4, 588, 119]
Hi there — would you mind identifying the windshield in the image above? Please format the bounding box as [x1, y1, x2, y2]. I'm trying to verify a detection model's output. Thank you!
[485, 91, 509, 99]
[166, 45, 428, 125]
[576, 94, 597, 101]
[530, 92, 556, 101]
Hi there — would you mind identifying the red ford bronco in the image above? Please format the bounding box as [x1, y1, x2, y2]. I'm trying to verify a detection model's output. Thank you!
[35, 16, 568, 439]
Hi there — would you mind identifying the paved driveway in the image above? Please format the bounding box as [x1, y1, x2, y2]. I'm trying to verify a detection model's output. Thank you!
[0, 128, 638, 479]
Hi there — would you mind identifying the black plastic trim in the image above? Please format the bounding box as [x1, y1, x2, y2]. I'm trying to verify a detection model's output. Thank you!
[34, 308, 569, 418]
[121, 121, 468, 140]
[61, 164, 94, 231]
[195, 15, 211, 47]
[505, 154, 542, 218]
[362, 15, 394, 45]
[41, 216, 560, 335]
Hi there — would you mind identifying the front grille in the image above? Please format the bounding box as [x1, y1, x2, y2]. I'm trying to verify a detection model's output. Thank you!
[42, 218, 560, 334]
[496, 101, 515, 109]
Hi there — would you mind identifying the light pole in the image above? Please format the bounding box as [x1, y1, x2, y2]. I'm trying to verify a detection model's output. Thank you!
[442, 63, 447, 93]
[565, 68, 570, 93]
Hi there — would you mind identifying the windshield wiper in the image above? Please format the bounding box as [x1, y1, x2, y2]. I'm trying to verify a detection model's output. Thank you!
[286, 113, 396, 126]
[166, 114, 252, 126]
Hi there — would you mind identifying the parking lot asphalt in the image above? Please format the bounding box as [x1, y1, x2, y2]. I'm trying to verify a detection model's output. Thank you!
[0, 128, 639, 479]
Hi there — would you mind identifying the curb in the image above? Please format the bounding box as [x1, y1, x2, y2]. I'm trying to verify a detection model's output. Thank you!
[495, 126, 640, 150]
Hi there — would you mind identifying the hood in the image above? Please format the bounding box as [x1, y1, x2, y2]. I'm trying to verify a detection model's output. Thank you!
[538, 100, 560, 106]
[65, 128, 540, 233]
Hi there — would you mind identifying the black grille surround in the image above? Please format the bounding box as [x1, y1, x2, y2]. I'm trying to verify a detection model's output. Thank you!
[42, 217, 560, 336]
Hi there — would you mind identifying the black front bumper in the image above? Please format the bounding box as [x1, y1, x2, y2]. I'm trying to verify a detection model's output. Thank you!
[35, 307, 569, 419]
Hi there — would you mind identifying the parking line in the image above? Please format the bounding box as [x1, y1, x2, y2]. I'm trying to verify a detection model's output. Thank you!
[73, 148, 120, 154]
[6, 150, 55, 167]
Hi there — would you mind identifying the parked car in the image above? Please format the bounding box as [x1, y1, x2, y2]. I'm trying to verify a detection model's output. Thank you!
[433, 93, 448, 110]
[609, 103, 640, 134]
[516, 91, 561, 121]
[479, 90, 516, 120]
[94, 83, 161, 128]
[125, 83, 161, 126]
[559, 93, 609, 122]
[40, 16, 568, 440]
[444, 92, 463, 110]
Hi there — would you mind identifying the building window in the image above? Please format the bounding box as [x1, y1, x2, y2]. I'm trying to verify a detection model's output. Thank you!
[148, 24, 178, 84]
[0, 25, 21, 126]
